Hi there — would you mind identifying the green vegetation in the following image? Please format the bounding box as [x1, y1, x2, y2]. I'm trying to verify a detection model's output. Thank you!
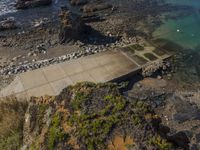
[48, 113, 69, 150]
[134, 100, 150, 114]
[0, 82, 174, 150]
[148, 135, 172, 150]
[38, 104, 48, 131]
[0, 131, 21, 150]
[71, 91, 90, 110]
[67, 82, 159, 149]
[68, 83, 128, 149]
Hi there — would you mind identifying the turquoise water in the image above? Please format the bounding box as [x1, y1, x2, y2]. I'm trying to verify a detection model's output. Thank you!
[153, 0, 200, 50]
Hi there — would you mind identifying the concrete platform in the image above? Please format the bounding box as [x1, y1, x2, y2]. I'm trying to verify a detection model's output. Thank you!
[0, 47, 171, 99]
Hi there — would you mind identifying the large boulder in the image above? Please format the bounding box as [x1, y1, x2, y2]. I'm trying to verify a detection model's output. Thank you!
[15, 0, 52, 9]
[58, 7, 88, 44]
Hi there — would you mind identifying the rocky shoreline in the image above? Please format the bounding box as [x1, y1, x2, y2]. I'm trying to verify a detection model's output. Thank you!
[0, 1, 200, 150]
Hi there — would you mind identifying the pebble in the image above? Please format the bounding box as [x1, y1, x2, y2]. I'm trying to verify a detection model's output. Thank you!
[157, 75, 162, 80]
[28, 52, 32, 57]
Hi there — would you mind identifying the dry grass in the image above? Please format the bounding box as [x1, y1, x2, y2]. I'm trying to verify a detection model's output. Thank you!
[0, 96, 28, 150]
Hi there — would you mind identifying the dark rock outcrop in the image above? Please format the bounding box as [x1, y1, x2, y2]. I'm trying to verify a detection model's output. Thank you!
[81, 3, 112, 13]
[69, 0, 88, 6]
[169, 131, 190, 149]
[58, 7, 89, 44]
[167, 96, 200, 123]
[15, 0, 52, 9]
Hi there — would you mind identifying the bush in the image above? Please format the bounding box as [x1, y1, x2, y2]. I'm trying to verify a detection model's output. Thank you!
[48, 113, 69, 150]
[148, 135, 172, 150]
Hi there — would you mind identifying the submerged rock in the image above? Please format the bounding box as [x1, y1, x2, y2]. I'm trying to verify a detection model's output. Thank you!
[69, 0, 88, 6]
[0, 17, 17, 31]
[15, 0, 52, 9]
[82, 3, 112, 13]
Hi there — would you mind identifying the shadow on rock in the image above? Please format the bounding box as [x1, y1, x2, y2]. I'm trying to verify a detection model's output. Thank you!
[58, 6, 119, 45]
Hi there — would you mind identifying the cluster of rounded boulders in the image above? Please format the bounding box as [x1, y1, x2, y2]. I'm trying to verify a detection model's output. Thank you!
[15, 0, 52, 9]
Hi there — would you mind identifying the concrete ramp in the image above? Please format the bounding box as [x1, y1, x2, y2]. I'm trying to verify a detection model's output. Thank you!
[0, 45, 171, 99]
[0, 50, 140, 99]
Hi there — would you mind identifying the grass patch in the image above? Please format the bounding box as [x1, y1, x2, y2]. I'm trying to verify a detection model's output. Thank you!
[0, 131, 22, 150]
[0, 97, 28, 150]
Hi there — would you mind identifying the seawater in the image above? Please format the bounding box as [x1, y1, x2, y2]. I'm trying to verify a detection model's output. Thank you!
[0, 0, 16, 15]
[153, 0, 200, 50]
[0, 0, 70, 25]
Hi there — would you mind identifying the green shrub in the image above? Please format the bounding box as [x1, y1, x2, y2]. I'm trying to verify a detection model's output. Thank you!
[48, 113, 69, 150]
[148, 135, 172, 150]
[70, 91, 90, 110]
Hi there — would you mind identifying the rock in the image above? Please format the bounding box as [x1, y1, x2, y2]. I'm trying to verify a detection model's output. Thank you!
[82, 3, 112, 13]
[166, 96, 200, 123]
[0, 17, 17, 31]
[27, 52, 33, 57]
[70, 0, 88, 6]
[36, 43, 46, 53]
[157, 75, 162, 79]
[58, 7, 89, 44]
[15, 0, 52, 9]
[169, 131, 190, 149]
[12, 57, 18, 62]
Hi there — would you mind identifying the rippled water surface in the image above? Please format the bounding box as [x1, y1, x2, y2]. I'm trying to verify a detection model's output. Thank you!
[0, 0, 68, 26]
[0, 0, 16, 15]
[153, 0, 200, 50]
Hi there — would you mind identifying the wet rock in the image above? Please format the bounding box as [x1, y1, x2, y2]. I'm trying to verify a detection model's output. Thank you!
[0, 17, 17, 31]
[70, 0, 88, 6]
[82, 3, 112, 13]
[169, 131, 190, 149]
[15, 0, 52, 9]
